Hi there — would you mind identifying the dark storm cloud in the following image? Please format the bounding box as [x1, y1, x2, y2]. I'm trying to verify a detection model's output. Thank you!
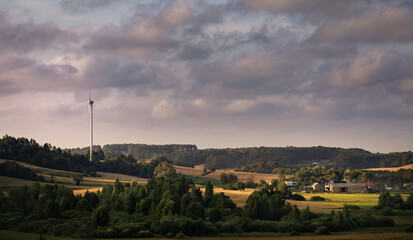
[312, 7, 413, 43]
[83, 22, 179, 53]
[0, 54, 80, 94]
[83, 1, 228, 58]
[0, 11, 80, 53]
[190, 53, 300, 99]
[322, 50, 413, 89]
[177, 42, 211, 60]
[238, 0, 365, 19]
[83, 57, 158, 89]
[59, 0, 122, 13]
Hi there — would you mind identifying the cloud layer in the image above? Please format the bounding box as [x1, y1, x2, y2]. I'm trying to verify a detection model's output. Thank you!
[1, 0, 412, 152]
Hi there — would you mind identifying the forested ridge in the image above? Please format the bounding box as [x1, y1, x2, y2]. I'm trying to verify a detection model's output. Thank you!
[0, 135, 164, 179]
[2, 135, 413, 175]
[69, 143, 413, 171]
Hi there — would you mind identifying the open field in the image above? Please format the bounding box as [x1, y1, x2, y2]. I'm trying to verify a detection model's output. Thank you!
[212, 187, 255, 206]
[175, 164, 287, 183]
[287, 200, 343, 213]
[364, 163, 413, 172]
[0, 159, 147, 190]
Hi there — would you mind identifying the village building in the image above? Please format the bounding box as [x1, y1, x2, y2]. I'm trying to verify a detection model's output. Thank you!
[285, 181, 297, 189]
[364, 181, 374, 188]
[312, 183, 324, 192]
[329, 182, 366, 193]
[325, 180, 347, 191]
[303, 186, 313, 193]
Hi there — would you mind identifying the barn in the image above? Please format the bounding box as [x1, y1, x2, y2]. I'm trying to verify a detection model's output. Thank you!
[330, 182, 366, 193]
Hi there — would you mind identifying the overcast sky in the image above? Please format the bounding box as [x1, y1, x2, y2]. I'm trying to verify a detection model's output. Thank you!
[1, 0, 413, 153]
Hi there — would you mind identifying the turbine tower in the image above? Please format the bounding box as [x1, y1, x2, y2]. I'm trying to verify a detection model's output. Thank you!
[88, 96, 94, 162]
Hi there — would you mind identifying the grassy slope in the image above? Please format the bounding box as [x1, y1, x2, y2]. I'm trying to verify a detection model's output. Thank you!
[0, 159, 147, 190]
[364, 163, 413, 172]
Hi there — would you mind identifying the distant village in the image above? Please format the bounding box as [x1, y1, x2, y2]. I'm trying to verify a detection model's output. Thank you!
[284, 180, 412, 193]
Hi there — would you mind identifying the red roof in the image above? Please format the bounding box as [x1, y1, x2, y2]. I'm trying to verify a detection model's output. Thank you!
[364, 181, 374, 186]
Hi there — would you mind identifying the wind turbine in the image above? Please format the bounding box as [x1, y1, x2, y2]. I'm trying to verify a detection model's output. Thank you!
[88, 94, 94, 162]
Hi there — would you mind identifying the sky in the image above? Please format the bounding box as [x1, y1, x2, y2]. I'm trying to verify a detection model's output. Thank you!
[1, 0, 413, 153]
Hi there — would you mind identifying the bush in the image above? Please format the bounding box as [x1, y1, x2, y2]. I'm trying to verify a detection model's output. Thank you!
[375, 216, 394, 227]
[314, 226, 330, 235]
[347, 205, 360, 209]
[310, 196, 325, 201]
[382, 207, 394, 216]
[405, 225, 413, 232]
[119, 228, 133, 238]
[291, 194, 305, 201]
[137, 230, 153, 238]
[175, 232, 185, 239]
[289, 230, 300, 235]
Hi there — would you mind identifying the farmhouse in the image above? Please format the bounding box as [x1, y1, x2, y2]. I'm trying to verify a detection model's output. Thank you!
[330, 182, 366, 193]
[325, 180, 347, 191]
[285, 181, 297, 189]
[303, 186, 313, 192]
[312, 183, 324, 192]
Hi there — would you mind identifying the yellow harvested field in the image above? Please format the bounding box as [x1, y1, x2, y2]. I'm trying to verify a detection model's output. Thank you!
[365, 163, 413, 172]
[73, 187, 103, 196]
[174, 165, 204, 176]
[286, 200, 343, 213]
[213, 187, 254, 207]
[84, 172, 147, 182]
[175, 165, 285, 183]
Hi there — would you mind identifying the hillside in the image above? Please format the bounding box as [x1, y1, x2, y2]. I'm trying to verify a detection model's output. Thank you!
[174, 164, 286, 183]
[364, 164, 413, 172]
[68, 144, 413, 171]
[0, 159, 147, 189]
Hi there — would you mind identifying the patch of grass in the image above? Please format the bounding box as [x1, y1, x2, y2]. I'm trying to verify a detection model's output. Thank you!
[0, 230, 78, 240]
[190, 177, 222, 187]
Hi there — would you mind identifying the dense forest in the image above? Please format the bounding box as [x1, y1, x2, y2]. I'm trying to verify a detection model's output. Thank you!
[0, 135, 164, 179]
[0, 175, 395, 238]
[0, 161, 45, 182]
[0, 135, 94, 173]
[71, 143, 413, 171]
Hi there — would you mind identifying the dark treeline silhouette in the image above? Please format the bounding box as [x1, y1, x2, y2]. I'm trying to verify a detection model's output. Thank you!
[102, 143, 197, 159]
[0, 176, 395, 238]
[97, 155, 170, 178]
[0, 161, 44, 182]
[0, 135, 93, 173]
[376, 192, 413, 210]
[0, 135, 166, 179]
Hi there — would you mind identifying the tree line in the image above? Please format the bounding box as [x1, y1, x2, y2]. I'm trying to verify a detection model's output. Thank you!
[0, 135, 169, 179]
[293, 165, 413, 189]
[0, 172, 396, 238]
[72, 142, 413, 171]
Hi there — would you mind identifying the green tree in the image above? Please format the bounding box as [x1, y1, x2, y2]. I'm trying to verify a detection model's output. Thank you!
[153, 162, 177, 179]
[204, 181, 214, 202]
[114, 178, 124, 194]
[72, 174, 83, 185]
[186, 201, 204, 219]
[93, 206, 109, 226]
